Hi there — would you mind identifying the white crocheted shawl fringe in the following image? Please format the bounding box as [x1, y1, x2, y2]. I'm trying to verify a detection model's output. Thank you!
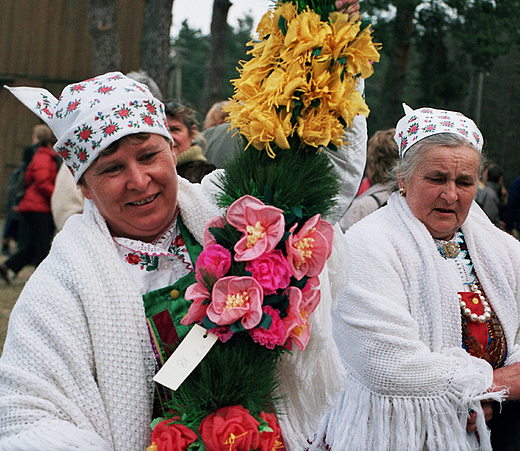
[315, 348, 506, 451]
[277, 223, 348, 450]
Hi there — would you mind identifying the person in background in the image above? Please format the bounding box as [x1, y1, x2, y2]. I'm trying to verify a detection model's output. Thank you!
[203, 100, 230, 130]
[164, 100, 216, 183]
[313, 105, 520, 450]
[475, 164, 505, 228]
[0, 126, 58, 284]
[126, 70, 163, 100]
[504, 175, 520, 238]
[50, 162, 85, 231]
[339, 128, 399, 231]
[2, 124, 53, 255]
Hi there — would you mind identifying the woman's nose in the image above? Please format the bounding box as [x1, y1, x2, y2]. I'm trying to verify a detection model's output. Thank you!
[441, 182, 458, 203]
[126, 164, 150, 190]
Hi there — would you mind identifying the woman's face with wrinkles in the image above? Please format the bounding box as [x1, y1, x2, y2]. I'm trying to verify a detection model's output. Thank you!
[401, 145, 480, 240]
[79, 134, 178, 243]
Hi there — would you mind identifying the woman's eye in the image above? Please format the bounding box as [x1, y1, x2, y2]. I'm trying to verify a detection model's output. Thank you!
[143, 151, 160, 160]
[102, 165, 121, 174]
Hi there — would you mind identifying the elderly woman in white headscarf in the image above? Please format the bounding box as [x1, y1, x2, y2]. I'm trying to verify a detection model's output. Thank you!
[0, 65, 366, 449]
[312, 105, 520, 451]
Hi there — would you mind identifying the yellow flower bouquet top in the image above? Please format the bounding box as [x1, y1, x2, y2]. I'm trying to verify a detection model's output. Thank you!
[227, 1, 381, 158]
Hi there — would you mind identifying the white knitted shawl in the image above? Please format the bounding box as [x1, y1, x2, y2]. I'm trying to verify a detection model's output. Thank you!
[314, 193, 520, 451]
[0, 174, 349, 451]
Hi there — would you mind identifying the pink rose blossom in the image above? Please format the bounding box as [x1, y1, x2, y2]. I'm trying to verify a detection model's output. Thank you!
[249, 305, 287, 349]
[245, 249, 291, 295]
[195, 244, 232, 286]
[209, 326, 234, 343]
[226, 195, 285, 262]
[285, 215, 334, 280]
[207, 276, 263, 329]
[281, 286, 319, 351]
[204, 216, 226, 248]
[180, 282, 211, 326]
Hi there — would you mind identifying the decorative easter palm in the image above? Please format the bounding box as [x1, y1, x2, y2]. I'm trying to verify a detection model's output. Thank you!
[148, 1, 379, 450]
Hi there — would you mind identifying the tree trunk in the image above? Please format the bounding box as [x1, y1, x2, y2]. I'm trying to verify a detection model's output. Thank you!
[202, 0, 231, 115]
[379, 0, 419, 128]
[140, 0, 174, 98]
[86, 0, 122, 75]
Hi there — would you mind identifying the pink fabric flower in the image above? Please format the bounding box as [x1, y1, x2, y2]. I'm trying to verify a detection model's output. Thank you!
[245, 249, 291, 295]
[281, 286, 320, 351]
[196, 244, 232, 286]
[285, 214, 334, 280]
[180, 282, 211, 326]
[302, 276, 320, 293]
[209, 326, 234, 343]
[204, 216, 226, 248]
[207, 276, 263, 329]
[226, 195, 285, 262]
[249, 305, 286, 349]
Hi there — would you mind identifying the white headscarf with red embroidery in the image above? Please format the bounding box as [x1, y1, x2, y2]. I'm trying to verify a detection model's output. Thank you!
[394, 104, 483, 158]
[5, 72, 172, 183]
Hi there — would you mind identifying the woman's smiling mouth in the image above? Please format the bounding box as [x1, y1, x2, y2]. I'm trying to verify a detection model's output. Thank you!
[129, 194, 158, 206]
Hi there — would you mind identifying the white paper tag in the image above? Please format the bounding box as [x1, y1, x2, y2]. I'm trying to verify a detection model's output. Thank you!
[153, 324, 218, 391]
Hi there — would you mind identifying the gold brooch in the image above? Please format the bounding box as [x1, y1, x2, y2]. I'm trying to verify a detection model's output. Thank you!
[441, 241, 460, 258]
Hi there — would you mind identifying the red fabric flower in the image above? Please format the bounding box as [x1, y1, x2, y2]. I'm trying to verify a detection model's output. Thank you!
[150, 419, 198, 451]
[173, 235, 185, 248]
[181, 282, 211, 326]
[199, 405, 261, 451]
[259, 412, 285, 451]
[281, 286, 320, 351]
[196, 244, 232, 286]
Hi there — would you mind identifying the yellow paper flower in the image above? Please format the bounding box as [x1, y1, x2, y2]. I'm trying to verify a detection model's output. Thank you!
[227, 1, 381, 158]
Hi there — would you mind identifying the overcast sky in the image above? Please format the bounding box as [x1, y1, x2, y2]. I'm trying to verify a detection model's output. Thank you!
[171, 0, 274, 35]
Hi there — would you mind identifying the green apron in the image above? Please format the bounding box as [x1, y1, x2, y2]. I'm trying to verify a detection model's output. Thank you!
[142, 216, 203, 417]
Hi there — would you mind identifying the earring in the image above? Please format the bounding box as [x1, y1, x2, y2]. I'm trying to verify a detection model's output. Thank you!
[399, 187, 405, 197]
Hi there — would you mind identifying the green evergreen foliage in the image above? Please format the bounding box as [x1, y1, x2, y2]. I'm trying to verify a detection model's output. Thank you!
[277, 0, 336, 19]
[215, 143, 340, 223]
[168, 335, 281, 429]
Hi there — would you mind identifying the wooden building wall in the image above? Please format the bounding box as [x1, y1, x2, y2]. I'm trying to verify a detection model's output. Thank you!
[0, 0, 145, 215]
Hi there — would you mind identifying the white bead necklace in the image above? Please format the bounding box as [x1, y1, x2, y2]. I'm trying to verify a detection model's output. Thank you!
[458, 284, 492, 323]
[434, 230, 491, 323]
